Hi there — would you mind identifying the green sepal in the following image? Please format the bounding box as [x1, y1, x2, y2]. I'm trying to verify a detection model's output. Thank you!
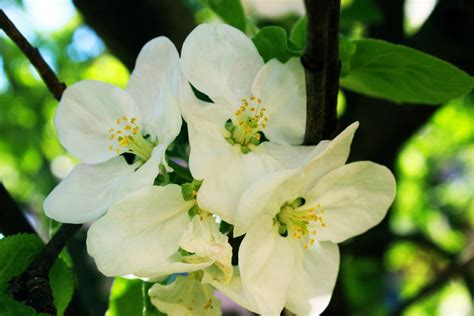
[188, 204, 201, 218]
[181, 179, 203, 201]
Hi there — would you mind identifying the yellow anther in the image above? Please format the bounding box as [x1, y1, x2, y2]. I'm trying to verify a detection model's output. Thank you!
[109, 134, 115, 140]
[108, 145, 114, 151]
[250, 96, 255, 100]
[130, 117, 137, 124]
[124, 125, 131, 131]
[109, 128, 115, 133]
[122, 116, 128, 121]
[116, 118, 121, 124]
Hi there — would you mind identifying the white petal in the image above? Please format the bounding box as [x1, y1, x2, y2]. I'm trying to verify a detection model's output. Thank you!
[180, 214, 233, 283]
[189, 123, 268, 224]
[181, 23, 264, 106]
[149, 275, 221, 316]
[239, 216, 295, 315]
[255, 140, 330, 169]
[209, 267, 260, 314]
[305, 161, 396, 243]
[86, 185, 193, 277]
[141, 252, 213, 278]
[251, 58, 306, 145]
[55, 80, 142, 164]
[115, 144, 165, 196]
[302, 122, 359, 193]
[44, 156, 135, 224]
[286, 242, 339, 315]
[126, 37, 182, 144]
[234, 168, 304, 237]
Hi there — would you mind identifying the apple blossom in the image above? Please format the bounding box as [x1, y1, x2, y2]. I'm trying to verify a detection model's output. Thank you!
[180, 23, 330, 224]
[149, 273, 222, 316]
[44, 37, 183, 224]
[232, 122, 396, 315]
[87, 184, 233, 282]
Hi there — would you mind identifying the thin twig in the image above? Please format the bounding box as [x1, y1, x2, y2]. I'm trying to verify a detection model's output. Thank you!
[302, 0, 341, 144]
[0, 9, 66, 100]
[390, 256, 474, 316]
[0, 10, 82, 315]
[0, 183, 36, 236]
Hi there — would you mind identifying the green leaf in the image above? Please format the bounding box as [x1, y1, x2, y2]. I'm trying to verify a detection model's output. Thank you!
[49, 258, 75, 316]
[252, 26, 302, 63]
[0, 234, 42, 291]
[0, 293, 48, 316]
[106, 278, 143, 316]
[290, 16, 307, 49]
[339, 35, 356, 76]
[208, 0, 246, 32]
[0, 234, 75, 315]
[340, 39, 474, 104]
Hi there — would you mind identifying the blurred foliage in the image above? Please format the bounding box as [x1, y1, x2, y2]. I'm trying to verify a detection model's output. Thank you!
[0, 0, 472, 315]
[0, 4, 129, 229]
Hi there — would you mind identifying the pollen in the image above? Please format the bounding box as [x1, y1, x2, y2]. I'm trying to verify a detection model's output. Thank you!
[107, 116, 154, 162]
[225, 96, 269, 153]
[276, 198, 327, 250]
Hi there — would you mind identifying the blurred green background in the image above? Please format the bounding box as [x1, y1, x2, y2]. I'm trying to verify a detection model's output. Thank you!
[0, 0, 472, 315]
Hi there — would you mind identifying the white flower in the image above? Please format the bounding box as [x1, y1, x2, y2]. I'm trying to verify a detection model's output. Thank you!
[149, 274, 222, 316]
[44, 37, 183, 224]
[86, 184, 233, 281]
[233, 123, 397, 315]
[180, 213, 233, 283]
[208, 267, 260, 314]
[180, 23, 328, 223]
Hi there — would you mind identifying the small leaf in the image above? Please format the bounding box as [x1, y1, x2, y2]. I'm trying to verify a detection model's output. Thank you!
[49, 258, 75, 316]
[0, 234, 42, 291]
[290, 16, 307, 49]
[106, 278, 143, 316]
[252, 26, 302, 63]
[340, 38, 474, 104]
[208, 0, 246, 32]
[339, 35, 356, 76]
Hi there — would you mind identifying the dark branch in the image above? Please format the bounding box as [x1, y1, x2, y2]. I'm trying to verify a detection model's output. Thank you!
[1, 10, 82, 315]
[0, 183, 36, 236]
[390, 256, 474, 316]
[302, 0, 341, 145]
[0, 9, 66, 101]
[9, 224, 82, 315]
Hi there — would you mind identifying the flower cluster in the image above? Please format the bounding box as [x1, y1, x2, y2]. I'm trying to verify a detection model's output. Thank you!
[45, 23, 396, 315]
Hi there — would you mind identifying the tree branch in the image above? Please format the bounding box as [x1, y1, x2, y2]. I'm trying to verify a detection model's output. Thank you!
[1, 10, 82, 315]
[390, 256, 474, 316]
[0, 9, 66, 101]
[0, 183, 36, 236]
[302, 0, 341, 145]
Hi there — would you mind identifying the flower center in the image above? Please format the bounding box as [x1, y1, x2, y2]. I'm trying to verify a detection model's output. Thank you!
[108, 116, 155, 162]
[275, 197, 326, 250]
[224, 96, 269, 154]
